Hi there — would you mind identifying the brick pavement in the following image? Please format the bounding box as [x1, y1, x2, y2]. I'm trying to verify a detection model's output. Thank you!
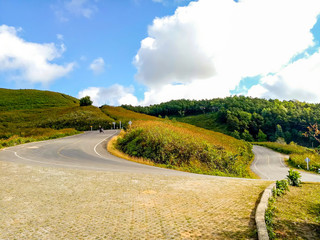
[0, 161, 269, 239]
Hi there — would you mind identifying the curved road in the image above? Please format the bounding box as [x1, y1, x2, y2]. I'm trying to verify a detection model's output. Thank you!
[251, 145, 320, 182]
[0, 130, 195, 177]
[1, 131, 320, 182]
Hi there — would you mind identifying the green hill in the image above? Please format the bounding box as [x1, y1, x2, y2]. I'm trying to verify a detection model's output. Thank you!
[0, 88, 79, 111]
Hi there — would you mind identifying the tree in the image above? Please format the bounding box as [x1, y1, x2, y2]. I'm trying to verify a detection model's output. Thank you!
[275, 124, 284, 139]
[257, 129, 267, 142]
[80, 96, 93, 106]
[303, 123, 320, 144]
[231, 130, 240, 139]
[241, 130, 254, 142]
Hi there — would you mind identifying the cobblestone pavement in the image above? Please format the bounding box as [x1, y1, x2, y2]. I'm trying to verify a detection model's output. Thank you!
[1, 161, 269, 239]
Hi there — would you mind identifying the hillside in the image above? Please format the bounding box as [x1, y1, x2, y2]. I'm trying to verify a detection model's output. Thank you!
[122, 96, 320, 147]
[0, 89, 114, 147]
[0, 88, 79, 111]
[100, 105, 158, 122]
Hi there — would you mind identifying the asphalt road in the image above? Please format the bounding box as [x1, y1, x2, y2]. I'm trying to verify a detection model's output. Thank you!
[1, 131, 320, 182]
[251, 145, 320, 182]
[0, 130, 196, 177]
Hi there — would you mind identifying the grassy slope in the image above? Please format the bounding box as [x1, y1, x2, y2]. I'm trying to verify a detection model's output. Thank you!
[0, 88, 79, 111]
[273, 183, 320, 239]
[100, 105, 158, 121]
[176, 113, 229, 134]
[104, 106, 255, 178]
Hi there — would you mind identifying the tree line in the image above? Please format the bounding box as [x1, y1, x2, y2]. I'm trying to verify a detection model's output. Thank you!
[122, 96, 320, 147]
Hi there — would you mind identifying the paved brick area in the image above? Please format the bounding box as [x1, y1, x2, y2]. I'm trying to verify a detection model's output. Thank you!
[1, 161, 269, 239]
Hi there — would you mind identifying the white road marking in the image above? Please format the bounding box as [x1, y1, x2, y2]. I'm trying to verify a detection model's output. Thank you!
[253, 152, 270, 180]
[3, 131, 119, 171]
[4, 148, 117, 171]
[93, 130, 119, 159]
[279, 156, 287, 168]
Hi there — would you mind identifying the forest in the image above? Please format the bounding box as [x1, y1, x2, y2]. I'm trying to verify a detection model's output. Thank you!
[122, 96, 320, 147]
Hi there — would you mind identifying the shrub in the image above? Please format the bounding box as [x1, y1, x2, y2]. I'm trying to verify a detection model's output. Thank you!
[265, 197, 276, 239]
[287, 169, 301, 187]
[80, 96, 93, 106]
[274, 180, 289, 196]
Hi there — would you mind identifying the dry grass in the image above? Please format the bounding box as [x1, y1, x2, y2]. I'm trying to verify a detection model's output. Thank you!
[272, 183, 320, 240]
[101, 105, 158, 121]
[0, 160, 270, 239]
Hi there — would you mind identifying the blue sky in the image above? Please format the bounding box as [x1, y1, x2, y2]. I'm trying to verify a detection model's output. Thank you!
[1, 0, 320, 106]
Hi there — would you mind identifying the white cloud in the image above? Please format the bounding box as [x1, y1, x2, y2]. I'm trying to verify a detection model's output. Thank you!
[57, 34, 64, 41]
[78, 85, 139, 106]
[65, 0, 97, 18]
[89, 57, 105, 74]
[134, 0, 320, 105]
[0, 25, 74, 84]
[52, 0, 98, 22]
[247, 49, 320, 102]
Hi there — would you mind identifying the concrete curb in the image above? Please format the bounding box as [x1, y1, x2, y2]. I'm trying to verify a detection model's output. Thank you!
[255, 182, 276, 240]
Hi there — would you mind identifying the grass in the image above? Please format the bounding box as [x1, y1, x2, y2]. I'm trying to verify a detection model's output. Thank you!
[0, 88, 79, 111]
[115, 120, 255, 178]
[254, 142, 320, 173]
[100, 105, 158, 123]
[272, 182, 320, 239]
[176, 112, 229, 134]
[0, 128, 80, 149]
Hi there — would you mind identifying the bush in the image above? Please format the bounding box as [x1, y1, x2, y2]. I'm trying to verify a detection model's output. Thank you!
[265, 197, 276, 239]
[80, 96, 93, 106]
[116, 120, 254, 178]
[287, 169, 301, 187]
[274, 180, 289, 196]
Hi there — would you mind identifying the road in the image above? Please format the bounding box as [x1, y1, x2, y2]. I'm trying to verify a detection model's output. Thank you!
[251, 145, 320, 182]
[1, 131, 320, 182]
[0, 130, 198, 177]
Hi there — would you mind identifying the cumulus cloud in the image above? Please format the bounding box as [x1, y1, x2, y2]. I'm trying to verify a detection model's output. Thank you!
[247, 50, 320, 102]
[134, 0, 320, 105]
[78, 85, 139, 106]
[89, 57, 105, 74]
[0, 25, 74, 84]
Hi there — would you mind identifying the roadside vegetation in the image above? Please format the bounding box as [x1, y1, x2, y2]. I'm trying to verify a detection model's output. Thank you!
[115, 120, 255, 178]
[265, 170, 320, 239]
[0, 128, 79, 149]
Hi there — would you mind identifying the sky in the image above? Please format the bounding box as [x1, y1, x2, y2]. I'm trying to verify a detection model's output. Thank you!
[1, 0, 320, 106]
